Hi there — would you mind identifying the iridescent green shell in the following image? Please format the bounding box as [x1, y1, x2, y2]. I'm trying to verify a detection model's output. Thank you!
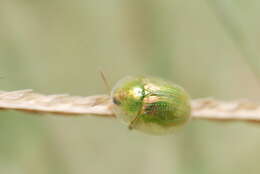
[111, 76, 191, 135]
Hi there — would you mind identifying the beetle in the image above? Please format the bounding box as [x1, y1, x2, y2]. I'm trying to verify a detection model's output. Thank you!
[111, 76, 191, 135]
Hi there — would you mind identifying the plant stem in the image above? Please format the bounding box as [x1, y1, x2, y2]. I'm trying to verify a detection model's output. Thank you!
[1, 89, 260, 123]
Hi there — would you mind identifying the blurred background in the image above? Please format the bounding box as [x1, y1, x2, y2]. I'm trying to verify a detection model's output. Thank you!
[1, 0, 260, 174]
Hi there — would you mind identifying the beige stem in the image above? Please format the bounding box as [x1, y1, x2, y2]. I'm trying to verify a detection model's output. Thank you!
[1, 90, 260, 122]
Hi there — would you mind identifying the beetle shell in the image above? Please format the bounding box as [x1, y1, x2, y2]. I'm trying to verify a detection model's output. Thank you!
[111, 76, 191, 135]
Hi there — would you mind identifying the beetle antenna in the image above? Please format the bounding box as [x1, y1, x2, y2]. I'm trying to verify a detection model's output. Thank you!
[128, 116, 139, 130]
[99, 70, 111, 94]
[128, 106, 143, 130]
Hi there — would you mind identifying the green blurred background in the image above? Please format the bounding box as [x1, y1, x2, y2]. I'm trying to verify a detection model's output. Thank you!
[1, 0, 260, 174]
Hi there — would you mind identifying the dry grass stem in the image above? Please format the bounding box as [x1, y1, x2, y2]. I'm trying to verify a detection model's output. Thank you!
[1, 90, 260, 122]
[0, 90, 115, 117]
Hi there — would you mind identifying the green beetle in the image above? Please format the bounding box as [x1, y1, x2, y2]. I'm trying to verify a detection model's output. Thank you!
[111, 76, 191, 135]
